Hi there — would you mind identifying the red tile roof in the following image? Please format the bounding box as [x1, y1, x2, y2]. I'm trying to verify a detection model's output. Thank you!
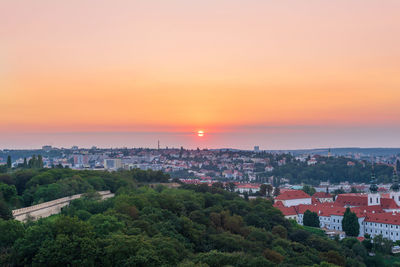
[335, 194, 368, 207]
[357, 237, 365, 242]
[365, 212, 400, 225]
[275, 190, 311, 200]
[302, 204, 345, 216]
[352, 205, 384, 214]
[275, 205, 297, 216]
[313, 192, 333, 199]
[237, 184, 260, 189]
[312, 197, 320, 204]
[381, 198, 400, 210]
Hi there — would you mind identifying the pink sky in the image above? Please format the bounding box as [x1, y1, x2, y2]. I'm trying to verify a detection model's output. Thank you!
[1, 1, 400, 149]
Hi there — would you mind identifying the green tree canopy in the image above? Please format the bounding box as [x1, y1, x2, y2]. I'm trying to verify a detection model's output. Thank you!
[342, 208, 359, 237]
[303, 210, 320, 227]
[7, 156, 12, 168]
[302, 185, 316, 196]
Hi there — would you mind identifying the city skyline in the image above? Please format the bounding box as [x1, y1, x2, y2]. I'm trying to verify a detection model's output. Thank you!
[1, 1, 400, 149]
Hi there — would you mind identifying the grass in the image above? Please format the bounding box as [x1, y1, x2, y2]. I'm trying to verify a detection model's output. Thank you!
[302, 225, 326, 237]
[289, 220, 326, 237]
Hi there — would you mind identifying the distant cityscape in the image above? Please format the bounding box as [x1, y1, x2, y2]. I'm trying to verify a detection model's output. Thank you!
[1, 145, 399, 191]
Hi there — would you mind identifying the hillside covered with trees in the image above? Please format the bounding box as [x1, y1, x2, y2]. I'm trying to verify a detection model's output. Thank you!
[271, 155, 395, 185]
[0, 168, 398, 266]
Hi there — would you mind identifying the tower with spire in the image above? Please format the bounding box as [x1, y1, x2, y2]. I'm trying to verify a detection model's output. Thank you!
[390, 165, 400, 205]
[368, 164, 380, 206]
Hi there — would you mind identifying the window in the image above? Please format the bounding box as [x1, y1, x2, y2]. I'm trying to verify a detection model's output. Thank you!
[377, 197, 379, 203]
[398, 196, 400, 201]
[370, 197, 372, 203]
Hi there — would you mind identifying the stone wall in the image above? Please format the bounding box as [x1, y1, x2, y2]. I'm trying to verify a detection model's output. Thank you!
[12, 191, 114, 221]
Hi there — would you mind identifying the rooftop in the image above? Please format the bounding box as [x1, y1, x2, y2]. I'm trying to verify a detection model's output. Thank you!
[275, 190, 311, 201]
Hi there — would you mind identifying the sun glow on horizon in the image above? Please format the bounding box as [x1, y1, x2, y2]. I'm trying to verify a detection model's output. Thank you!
[1, 1, 400, 148]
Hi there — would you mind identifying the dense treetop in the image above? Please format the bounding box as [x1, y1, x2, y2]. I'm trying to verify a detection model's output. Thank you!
[0, 168, 398, 266]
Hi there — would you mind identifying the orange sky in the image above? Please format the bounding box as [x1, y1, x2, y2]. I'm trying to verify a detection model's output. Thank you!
[1, 0, 400, 148]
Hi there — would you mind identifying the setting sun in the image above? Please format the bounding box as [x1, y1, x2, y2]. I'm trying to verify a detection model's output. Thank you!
[197, 130, 204, 137]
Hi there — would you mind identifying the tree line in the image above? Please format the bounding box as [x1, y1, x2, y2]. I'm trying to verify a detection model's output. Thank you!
[0, 168, 399, 266]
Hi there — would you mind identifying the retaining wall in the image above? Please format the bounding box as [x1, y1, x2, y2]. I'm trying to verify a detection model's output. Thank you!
[12, 191, 114, 221]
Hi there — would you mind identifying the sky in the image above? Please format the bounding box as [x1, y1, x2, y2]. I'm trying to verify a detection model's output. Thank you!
[1, 0, 400, 149]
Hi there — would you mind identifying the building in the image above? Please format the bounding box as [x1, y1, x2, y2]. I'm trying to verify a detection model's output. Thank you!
[274, 201, 298, 221]
[236, 184, 260, 194]
[313, 192, 334, 203]
[274, 190, 312, 207]
[274, 173, 400, 240]
[42, 145, 52, 152]
[364, 213, 400, 241]
[104, 158, 122, 170]
[254, 146, 260, 152]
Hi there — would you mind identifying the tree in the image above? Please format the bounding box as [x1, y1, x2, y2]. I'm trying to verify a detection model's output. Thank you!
[259, 184, 267, 196]
[273, 187, 280, 197]
[342, 207, 359, 237]
[0, 183, 17, 202]
[0, 200, 12, 220]
[263, 248, 284, 264]
[350, 187, 359, 193]
[211, 182, 224, 190]
[302, 185, 316, 196]
[272, 225, 287, 239]
[372, 234, 392, 254]
[320, 250, 345, 266]
[23, 158, 28, 168]
[303, 210, 320, 227]
[37, 155, 44, 168]
[333, 188, 345, 195]
[28, 155, 36, 168]
[266, 184, 273, 197]
[0, 219, 25, 248]
[226, 182, 236, 192]
[7, 156, 11, 169]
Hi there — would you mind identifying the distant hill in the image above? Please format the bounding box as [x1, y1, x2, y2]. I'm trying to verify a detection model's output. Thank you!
[266, 147, 400, 157]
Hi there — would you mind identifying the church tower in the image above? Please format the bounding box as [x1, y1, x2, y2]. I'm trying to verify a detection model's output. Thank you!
[390, 166, 400, 206]
[368, 165, 380, 206]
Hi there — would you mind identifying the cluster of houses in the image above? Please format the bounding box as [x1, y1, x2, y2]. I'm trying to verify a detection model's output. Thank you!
[274, 175, 400, 241]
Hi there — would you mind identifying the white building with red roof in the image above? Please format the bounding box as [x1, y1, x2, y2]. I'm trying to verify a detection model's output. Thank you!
[313, 192, 334, 203]
[364, 212, 400, 241]
[273, 175, 400, 240]
[236, 183, 260, 194]
[274, 201, 298, 221]
[274, 189, 312, 207]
